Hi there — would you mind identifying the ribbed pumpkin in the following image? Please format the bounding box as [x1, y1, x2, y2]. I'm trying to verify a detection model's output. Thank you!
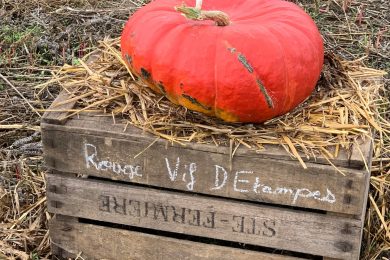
[121, 0, 324, 122]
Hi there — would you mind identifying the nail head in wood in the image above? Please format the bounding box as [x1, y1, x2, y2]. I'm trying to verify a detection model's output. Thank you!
[334, 241, 353, 252]
[341, 223, 353, 235]
[345, 180, 353, 189]
[343, 194, 352, 204]
[48, 185, 57, 193]
[51, 201, 64, 208]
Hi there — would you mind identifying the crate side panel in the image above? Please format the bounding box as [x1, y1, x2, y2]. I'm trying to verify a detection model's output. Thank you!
[46, 174, 362, 259]
[50, 216, 304, 260]
[42, 126, 368, 215]
[42, 114, 373, 169]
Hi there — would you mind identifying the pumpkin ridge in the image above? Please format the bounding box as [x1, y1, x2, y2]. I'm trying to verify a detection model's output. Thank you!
[123, 10, 186, 93]
[150, 22, 190, 102]
[238, 22, 318, 112]
[213, 28, 224, 118]
[269, 22, 322, 109]
[258, 25, 289, 113]
[171, 25, 196, 104]
[278, 20, 323, 72]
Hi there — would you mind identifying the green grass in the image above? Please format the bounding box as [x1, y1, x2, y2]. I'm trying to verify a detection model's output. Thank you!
[0, 25, 42, 45]
[0, 24, 44, 66]
[31, 252, 40, 260]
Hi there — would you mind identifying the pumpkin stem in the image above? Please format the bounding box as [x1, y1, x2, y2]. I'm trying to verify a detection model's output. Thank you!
[195, 0, 202, 9]
[175, 2, 230, 26]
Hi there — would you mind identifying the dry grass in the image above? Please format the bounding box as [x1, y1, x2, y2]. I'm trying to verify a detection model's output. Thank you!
[45, 38, 386, 169]
[0, 0, 389, 259]
[0, 155, 49, 260]
[0, 0, 147, 67]
[0, 1, 147, 259]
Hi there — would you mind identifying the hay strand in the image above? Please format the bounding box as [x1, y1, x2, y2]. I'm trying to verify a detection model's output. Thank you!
[44, 38, 386, 165]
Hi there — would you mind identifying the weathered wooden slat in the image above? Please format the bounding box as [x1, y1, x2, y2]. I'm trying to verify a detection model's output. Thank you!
[41, 111, 372, 170]
[50, 215, 304, 260]
[46, 174, 362, 259]
[41, 125, 368, 215]
[349, 137, 373, 170]
[41, 91, 76, 125]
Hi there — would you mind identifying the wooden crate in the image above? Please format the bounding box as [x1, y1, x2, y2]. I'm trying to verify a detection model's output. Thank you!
[42, 92, 372, 260]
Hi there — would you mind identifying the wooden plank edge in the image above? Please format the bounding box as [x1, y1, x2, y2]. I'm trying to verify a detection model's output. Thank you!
[50, 215, 305, 260]
[41, 120, 367, 170]
[42, 91, 76, 125]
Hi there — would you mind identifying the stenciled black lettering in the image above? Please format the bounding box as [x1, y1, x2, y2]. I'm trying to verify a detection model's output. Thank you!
[128, 200, 141, 217]
[202, 211, 216, 229]
[187, 209, 201, 226]
[262, 220, 276, 237]
[232, 215, 245, 233]
[246, 217, 256, 235]
[98, 195, 110, 212]
[144, 201, 154, 217]
[112, 197, 127, 215]
[172, 206, 186, 224]
[154, 204, 169, 222]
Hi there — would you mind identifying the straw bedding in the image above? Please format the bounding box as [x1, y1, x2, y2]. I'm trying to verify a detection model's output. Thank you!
[40, 37, 387, 170]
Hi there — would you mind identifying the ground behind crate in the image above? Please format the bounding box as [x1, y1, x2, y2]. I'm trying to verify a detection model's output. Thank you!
[0, 0, 389, 259]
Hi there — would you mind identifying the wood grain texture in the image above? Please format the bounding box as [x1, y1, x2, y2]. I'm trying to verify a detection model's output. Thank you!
[50, 215, 304, 260]
[46, 174, 362, 259]
[41, 111, 372, 169]
[41, 91, 75, 125]
[41, 122, 368, 215]
[355, 157, 372, 256]
[350, 137, 373, 171]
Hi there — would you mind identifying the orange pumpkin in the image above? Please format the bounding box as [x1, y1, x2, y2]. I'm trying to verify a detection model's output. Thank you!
[121, 0, 324, 122]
